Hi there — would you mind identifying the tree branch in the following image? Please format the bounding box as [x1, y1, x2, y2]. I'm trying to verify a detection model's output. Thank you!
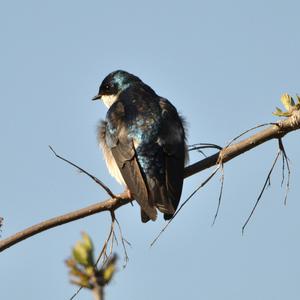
[184, 111, 300, 177]
[1, 111, 299, 252]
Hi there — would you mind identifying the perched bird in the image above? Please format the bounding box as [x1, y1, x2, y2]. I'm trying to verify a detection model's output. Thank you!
[93, 70, 188, 222]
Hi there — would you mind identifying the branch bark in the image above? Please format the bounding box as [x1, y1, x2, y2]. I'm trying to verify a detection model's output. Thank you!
[92, 285, 104, 300]
[1, 111, 299, 252]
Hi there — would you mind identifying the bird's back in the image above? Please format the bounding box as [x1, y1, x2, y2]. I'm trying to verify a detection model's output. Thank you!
[105, 82, 187, 221]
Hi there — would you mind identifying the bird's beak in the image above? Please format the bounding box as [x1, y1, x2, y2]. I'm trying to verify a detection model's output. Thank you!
[92, 94, 102, 101]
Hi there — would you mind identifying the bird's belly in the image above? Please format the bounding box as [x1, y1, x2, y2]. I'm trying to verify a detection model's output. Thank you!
[100, 142, 125, 185]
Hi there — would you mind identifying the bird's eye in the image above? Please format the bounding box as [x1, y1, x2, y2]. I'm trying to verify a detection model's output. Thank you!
[105, 84, 110, 90]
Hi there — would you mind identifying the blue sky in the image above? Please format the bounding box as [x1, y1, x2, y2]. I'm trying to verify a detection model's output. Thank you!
[1, 1, 300, 299]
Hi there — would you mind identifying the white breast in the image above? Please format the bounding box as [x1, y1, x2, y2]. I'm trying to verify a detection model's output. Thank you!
[101, 95, 119, 108]
[99, 141, 125, 185]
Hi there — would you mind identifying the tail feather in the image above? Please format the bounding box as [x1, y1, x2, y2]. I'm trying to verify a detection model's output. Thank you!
[147, 177, 176, 216]
[140, 209, 151, 223]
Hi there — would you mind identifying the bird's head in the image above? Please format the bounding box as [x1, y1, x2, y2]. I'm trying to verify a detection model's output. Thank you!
[92, 70, 141, 108]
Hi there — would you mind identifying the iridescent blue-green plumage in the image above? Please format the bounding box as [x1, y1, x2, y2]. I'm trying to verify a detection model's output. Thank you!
[94, 70, 188, 222]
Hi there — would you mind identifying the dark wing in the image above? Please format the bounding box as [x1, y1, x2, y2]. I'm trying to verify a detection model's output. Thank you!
[158, 98, 187, 220]
[105, 101, 157, 221]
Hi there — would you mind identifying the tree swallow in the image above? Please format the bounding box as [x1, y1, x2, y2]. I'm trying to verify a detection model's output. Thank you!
[93, 70, 188, 222]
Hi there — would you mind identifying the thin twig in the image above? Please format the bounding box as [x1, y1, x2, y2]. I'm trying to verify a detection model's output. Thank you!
[224, 123, 277, 149]
[70, 211, 122, 300]
[69, 287, 83, 300]
[70, 212, 116, 300]
[49, 146, 116, 199]
[194, 148, 207, 157]
[93, 211, 130, 268]
[96, 211, 116, 265]
[280, 148, 286, 188]
[212, 164, 225, 226]
[150, 166, 220, 247]
[188, 143, 223, 151]
[242, 149, 281, 234]
[278, 139, 291, 205]
[114, 217, 131, 268]
[188, 143, 223, 158]
[112, 230, 118, 246]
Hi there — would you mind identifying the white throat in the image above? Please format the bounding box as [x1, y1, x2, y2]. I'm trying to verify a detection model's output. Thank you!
[101, 94, 119, 108]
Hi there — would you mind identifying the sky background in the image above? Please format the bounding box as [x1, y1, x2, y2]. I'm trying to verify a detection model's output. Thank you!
[1, 1, 300, 299]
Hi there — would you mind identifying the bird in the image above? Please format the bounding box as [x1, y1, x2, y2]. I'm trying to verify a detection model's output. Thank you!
[92, 70, 188, 222]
